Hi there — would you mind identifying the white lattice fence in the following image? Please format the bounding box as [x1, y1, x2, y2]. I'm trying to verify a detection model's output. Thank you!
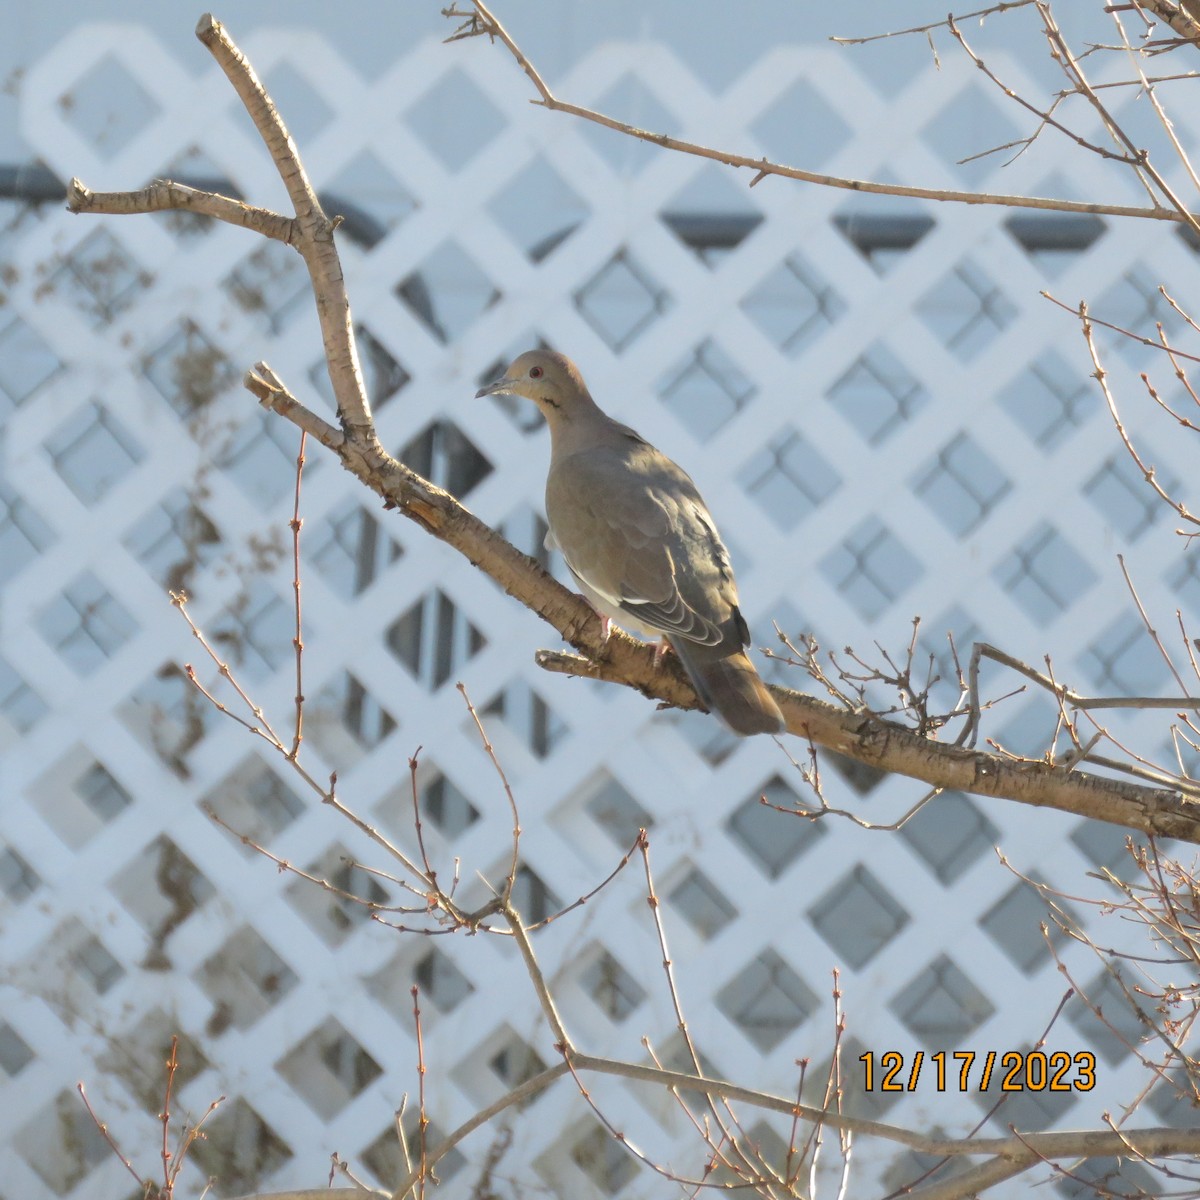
[2, 18, 1199, 1200]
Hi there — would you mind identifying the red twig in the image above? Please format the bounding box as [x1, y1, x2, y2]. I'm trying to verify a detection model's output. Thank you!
[76, 1083, 147, 1191]
[412, 986, 429, 1200]
[289, 430, 307, 759]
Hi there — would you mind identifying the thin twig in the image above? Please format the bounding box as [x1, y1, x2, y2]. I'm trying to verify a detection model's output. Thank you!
[411, 987, 428, 1200]
[288, 430, 306, 760]
[829, 2, 1036, 45]
[456, 0, 1200, 227]
[458, 682, 520, 901]
[76, 1084, 146, 1191]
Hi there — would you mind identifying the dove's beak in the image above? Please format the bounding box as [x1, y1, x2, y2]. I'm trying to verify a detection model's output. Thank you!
[475, 376, 512, 399]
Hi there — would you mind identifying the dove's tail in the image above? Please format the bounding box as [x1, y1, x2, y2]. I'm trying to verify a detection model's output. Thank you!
[671, 642, 785, 737]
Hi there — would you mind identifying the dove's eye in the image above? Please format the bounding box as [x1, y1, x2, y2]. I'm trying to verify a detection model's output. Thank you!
[529, 365, 543, 380]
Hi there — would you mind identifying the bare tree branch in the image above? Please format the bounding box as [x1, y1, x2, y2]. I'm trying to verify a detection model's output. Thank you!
[452, 0, 1200, 226]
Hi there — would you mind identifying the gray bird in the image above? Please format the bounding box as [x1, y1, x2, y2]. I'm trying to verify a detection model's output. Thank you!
[476, 349, 785, 737]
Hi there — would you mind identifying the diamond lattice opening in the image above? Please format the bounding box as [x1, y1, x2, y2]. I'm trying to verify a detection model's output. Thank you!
[510, 864, 562, 924]
[751, 78, 853, 169]
[997, 352, 1093, 448]
[323, 149, 418, 245]
[218, 408, 305, 505]
[1081, 611, 1171, 697]
[0, 316, 63, 408]
[260, 60, 334, 143]
[1071, 820, 1143, 871]
[97, 1010, 209, 1110]
[50, 227, 148, 324]
[827, 343, 926, 443]
[1005, 213, 1106, 277]
[308, 322, 411, 411]
[993, 522, 1097, 622]
[574, 249, 671, 351]
[284, 844, 389, 947]
[30, 750, 133, 849]
[658, 338, 756, 440]
[307, 671, 398, 768]
[107, 835, 215, 967]
[738, 426, 842, 530]
[1098, 265, 1184, 366]
[0, 480, 53, 584]
[223, 240, 310, 332]
[202, 758, 306, 854]
[808, 865, 910, 969]
[898, 792, 998, 884]
[580, 72, 679, 171]
[276, 1017, 383, 1119]
[819, 518, 923, 621]
[917, 259, 1017, 359]
[386, 587, 487, 690]
[1085, 453, 1168, 541]
[726, 776, 826, 879]
[410, 945, 475, 1013]
[189, 1098, 293, 1196]
[716, 948, 817, 1052]
[660, 165, 764, 263]
[1068, 967, 1157, 1066]
[206, 579, 292, 682]
[740, 254, 844, 355]
[45, 399, 144, 503]
[397, 241, 500, 343]
[911, 432, 1011, 537]
[415, 766, 481, 838]
[920, 83, 1022, 186]
[197, 925, 298, 1034]
[26, 919, 125, 1019]
[59, 53, 161, 155]
[123, 490, 222, 592]
[398, 419, 493, 498]
[143, 319, 236, 416]
[488, 1029, 548, 1089]
[14, 1089, 111, 1192]
[833, 211, 935, 274]
[37, 570, 138, 674]
[364, 1118, 465, 1187]
[489, 154, 588, 261]
[310, 500, 403, 598]
[480, 681, 568, 761]
[579, 947, 646, 1021]
[668, 866, 737, 939]
[980, 878, 1071, 974]
[569, 1122, 638, 1196]
[118, 661, 218, 776]
[583, 771, 653, 843]
[405, 66, 507, 171]
[889, 954, 994, 1043]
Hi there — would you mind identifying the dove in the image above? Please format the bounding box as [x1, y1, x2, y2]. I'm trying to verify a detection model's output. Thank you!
[476, 349, 784, 736]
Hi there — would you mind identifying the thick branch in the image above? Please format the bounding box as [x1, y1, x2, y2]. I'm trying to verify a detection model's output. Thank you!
[535, 650, 1200, 840]
[1138, 0, 1200, 42]
[66, 178, 297, 243]
[195, 13, 373, 432]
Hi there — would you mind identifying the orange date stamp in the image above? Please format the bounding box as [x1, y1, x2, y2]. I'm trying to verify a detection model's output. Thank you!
[859, 1050, 1096, 1092]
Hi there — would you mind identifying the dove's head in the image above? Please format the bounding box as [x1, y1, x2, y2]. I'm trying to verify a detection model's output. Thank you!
[475, 349, 594, 422]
